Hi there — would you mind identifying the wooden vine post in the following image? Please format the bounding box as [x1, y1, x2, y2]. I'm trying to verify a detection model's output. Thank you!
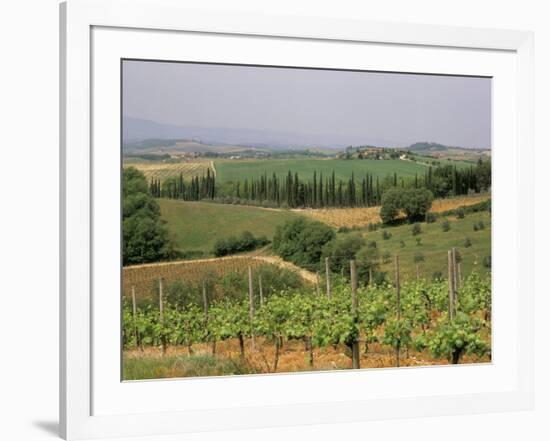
[248, 266, 255, 350]
[258, 274, 264, 307]
[457, 262, 463, 289]
[158, 277, 166, 355]
[447, 250, 455, 320]
[350, 260, 360, 369]
[451, 247, 458, 305]
[395, 255, 401, 368]
[325, 257, 331, 298]
[131, 285, 139, 350]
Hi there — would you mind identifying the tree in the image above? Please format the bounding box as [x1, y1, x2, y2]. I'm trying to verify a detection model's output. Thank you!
[380, 188, 434, 224]
[380, 188, 402, 223]
[123, 167, 174, 265]
[400, 188, 434, 222]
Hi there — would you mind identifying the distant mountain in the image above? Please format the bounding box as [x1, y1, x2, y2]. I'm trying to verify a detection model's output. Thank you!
[407, 142, 490, 152]
[122, 117, 399, 151]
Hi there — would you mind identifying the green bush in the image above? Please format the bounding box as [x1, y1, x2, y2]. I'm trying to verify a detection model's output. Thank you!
[414, 252, 425, 263]
[425, 212, 437, 223]
[464, 237, 472, 247]
[382, 230, 392, 240]
[411, 223, 422, 236]
[322, 234, 366, 276]
[441, 219, 451, 232]
[213, 231, 269, 257]
[272, 218, 335, 267]
[456, 207, 465, 219]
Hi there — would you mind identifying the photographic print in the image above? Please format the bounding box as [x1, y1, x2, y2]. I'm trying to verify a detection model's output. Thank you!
[121, 60, 492, 380]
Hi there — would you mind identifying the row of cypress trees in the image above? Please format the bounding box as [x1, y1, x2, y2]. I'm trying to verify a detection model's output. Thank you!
[149, 168, 216, 200]
[150, 160, 490, 208]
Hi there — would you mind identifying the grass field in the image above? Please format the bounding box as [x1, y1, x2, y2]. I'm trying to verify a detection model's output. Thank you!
[214, 158, 431, 183]
[364, 211, 491, 280]
[123, 159, 213, 182]
[159, 199, 301, 255]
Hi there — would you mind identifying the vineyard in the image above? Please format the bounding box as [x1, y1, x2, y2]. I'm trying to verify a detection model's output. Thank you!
[123, 160, 213, 182]
[123, 252, 491, 379]
[123, 256, 272, 303]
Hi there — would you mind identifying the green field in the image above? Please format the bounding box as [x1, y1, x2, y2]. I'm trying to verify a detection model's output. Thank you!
[159, 199, 301, 256]
[361, 211, 491, 280]
[214, 158, 431, 183]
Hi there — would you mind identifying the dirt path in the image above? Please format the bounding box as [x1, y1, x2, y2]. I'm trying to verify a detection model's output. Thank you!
[252, 255, 318, 284]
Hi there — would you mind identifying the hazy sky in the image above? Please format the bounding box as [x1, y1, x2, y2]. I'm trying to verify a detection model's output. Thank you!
[123, 60, 491, 149]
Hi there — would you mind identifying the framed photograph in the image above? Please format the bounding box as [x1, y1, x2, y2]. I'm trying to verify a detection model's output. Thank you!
[60, 0, 534, 439]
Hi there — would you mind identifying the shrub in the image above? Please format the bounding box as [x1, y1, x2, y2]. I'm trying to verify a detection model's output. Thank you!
[441, 219, 451, 232]
[322, 234, 366, 276]
[482, 255, 491, 269]
[356, 244, 381, 282]
[338, 226, 351, 233]
[382, 230, 392, 240]
[425, 212, 437, 223]
[272, 218, 335, 267]
[456, 207, 465, 219]
[414, 252, 425, 263]
[464, 237, 472, 247]
[473, 220, 485, 232]
[219, 265, 302, 302]
[411, 223, 422, 236]
[382, 251, 391, 264]
[399, 240, 406, 248]
[213, 231, 269, 257]
[367, 222, 379, 232]
[432, 271, 443, 281]
[367, 240, 377, 249]
[415, 237, 422, 246]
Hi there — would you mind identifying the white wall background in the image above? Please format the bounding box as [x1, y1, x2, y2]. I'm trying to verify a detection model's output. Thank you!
[0, 1, 547, 440]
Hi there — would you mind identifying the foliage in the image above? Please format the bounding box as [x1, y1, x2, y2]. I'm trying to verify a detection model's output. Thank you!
[425, 212, 437, 223]
[272, 218, 335, 267]
[213, 231, 269, 257]
[321, 233, 365, 275]
[380, 188, 434, 224]
[122, 167, 175, 265]
[123, 273, 491, 375]
[441, 219, 451, 232]
[423, 312, 490, 364]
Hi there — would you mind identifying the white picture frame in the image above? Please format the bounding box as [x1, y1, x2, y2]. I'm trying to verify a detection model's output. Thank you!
[60, 0, 534, 439]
